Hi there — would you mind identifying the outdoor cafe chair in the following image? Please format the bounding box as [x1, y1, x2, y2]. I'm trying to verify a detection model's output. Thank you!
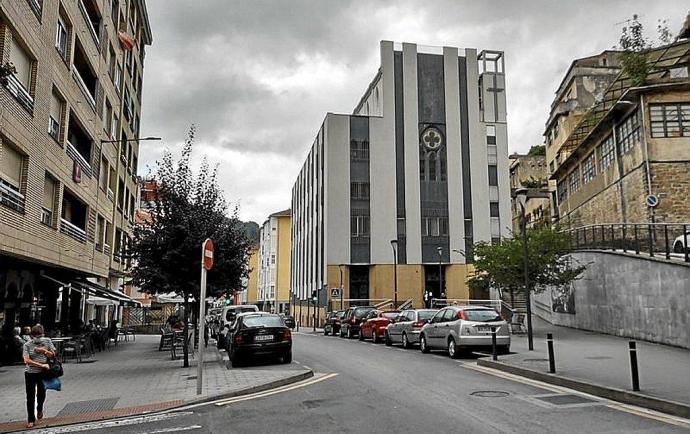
[62, 339, 82, 363]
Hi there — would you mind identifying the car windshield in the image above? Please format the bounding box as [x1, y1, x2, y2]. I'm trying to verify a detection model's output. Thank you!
[227, 307, 257, 322]
[382, 312, 398, 319]
[354, 307, 374, 317]
[418, 311, 437, 321]
[336, 311, 345, 318]
[463, 309, 502, 322]
[242, 316, 285, 328]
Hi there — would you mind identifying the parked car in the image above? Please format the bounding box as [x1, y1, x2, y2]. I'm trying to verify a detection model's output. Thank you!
[324, 310, 345, 336]
[225, 312, 292, 368]
[340, 306, 376, 339]
[385, 309, 438, 348]
[359, 310, 399, 343]
[419, 306, 510, 358]
[673, 232, 690, 254]
[218, 304, 260, 349]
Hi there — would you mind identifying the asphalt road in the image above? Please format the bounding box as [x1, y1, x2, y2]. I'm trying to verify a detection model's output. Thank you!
[41, 332, 690, 434]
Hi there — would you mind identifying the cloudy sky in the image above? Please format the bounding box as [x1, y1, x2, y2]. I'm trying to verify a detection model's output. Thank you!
[138, 0, 687, 223]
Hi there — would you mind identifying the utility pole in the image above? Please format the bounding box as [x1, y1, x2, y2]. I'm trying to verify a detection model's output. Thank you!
[390, 240, 398, 309]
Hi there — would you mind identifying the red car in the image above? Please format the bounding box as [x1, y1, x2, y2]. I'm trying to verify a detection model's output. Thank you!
[359, 310, 399, 343]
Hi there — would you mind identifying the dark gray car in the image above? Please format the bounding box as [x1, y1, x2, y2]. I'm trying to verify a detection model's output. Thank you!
[385, 309, 438, 348]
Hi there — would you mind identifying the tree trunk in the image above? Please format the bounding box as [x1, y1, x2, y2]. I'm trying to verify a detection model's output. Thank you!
[183, 291, 189, 368]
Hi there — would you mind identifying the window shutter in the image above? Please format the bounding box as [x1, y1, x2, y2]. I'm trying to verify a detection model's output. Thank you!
[101, 26, 109, 60]
[95, 82, 104, 118]
[43, 175, 56, 210]
[0, 143, 24, 188]
[9, 37, 32, 89]
[87, 208, 97, 243]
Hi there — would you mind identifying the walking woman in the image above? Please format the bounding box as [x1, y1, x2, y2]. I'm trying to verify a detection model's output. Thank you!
[22, 324, 55, 428]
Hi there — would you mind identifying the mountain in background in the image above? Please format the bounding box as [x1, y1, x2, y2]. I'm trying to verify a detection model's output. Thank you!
[243, 221, 260, 246]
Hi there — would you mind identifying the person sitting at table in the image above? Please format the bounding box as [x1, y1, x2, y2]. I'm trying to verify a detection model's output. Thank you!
[20, 327, 32, 343]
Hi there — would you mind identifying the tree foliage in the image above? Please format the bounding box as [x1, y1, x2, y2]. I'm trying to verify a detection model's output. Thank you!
[468, 228, 586, 296]
[129, 126, 251, 300]
[527, 144, 545, 157]
[618, 14, 673, 87]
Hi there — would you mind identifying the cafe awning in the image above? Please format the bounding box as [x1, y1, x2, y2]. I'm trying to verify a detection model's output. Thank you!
[72, 280, 141, 307]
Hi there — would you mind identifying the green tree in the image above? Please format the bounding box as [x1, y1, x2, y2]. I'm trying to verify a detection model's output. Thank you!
[468, 228, 586, 302]
[128, 127, 251, 366]
[527, 145, 545, 156]
[617, 14, 672, 87]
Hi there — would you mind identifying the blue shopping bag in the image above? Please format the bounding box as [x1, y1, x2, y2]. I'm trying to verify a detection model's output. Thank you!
[43, 377, 62, 391]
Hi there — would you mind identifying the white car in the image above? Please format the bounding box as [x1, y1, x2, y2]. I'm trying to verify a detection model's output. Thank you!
[673, 232, 690, 254]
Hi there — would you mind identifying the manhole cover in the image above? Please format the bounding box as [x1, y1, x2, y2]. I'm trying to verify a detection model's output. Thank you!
[523, 358, 549, 362]
[58, 398, 119, 416]
[470, 391, 510, 398]
[585, 356, 612, 360]
[536, 394, 596, 405]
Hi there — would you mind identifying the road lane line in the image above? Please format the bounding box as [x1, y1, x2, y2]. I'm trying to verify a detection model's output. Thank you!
[214, 373, 339, 407]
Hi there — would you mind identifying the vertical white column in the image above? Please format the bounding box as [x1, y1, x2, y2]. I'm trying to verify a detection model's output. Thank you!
[402, 43, 421, 264]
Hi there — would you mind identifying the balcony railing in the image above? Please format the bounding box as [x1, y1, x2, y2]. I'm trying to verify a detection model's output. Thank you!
[66, 140, 93, 178]
[48, 116, 60, 141]
[60, 218, 86, 243]
[78, 0, 100, 46]
[26, 0, 41, 18]
[0, 179, 25, 213]
[41, 207, 53, 226]
[3, 74, 34, 113]
[107, 188, 114, 201]
[71, 66, 96, 110]
[103, 243, 111, 256]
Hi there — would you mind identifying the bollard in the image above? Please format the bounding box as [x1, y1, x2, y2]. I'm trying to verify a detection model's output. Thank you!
[629, 341, 640, 391]
[547, 333, 556, 373]
[491, 327, 498, 361]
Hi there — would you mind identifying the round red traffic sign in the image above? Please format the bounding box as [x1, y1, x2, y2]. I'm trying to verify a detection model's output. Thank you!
[203, 239, 214, 270]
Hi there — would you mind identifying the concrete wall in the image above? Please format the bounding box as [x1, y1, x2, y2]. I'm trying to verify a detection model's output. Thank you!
[533, 251, 690, 349]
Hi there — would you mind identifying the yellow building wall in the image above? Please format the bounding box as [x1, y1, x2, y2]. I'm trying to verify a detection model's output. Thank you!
[246, 247, 259, 303]
[276, 215, 292, 303]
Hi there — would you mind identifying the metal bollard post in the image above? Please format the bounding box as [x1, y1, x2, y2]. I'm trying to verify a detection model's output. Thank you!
[547, 333, 556, 373]
[491, 327, 498, 361]
[629, 341, 640, 391]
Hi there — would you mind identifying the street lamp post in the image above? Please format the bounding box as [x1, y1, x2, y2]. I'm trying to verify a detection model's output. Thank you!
[437, 246, 443, 304]
[390, 240, 398, 309]
[515, 189, 534, 351]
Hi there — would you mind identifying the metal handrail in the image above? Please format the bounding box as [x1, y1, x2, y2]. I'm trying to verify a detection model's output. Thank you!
[71, 66, 96, 109]
[3, 74, 34, 112]
[0, 179, 25, 213]
[66, 140, 93, 177]
[60, 218, 87, 243]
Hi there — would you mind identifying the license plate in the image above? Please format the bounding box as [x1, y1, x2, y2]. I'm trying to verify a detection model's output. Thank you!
[476, 325, 493, 332]
[254, 335, 274, 342]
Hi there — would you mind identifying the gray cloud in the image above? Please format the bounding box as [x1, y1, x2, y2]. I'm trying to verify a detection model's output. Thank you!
[140, 0, 687, 222]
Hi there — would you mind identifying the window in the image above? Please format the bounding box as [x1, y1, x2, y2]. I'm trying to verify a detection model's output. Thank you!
[55, 15, 69, 60]
[0, 142, 24, 192]
[421, 216, 448, 237]
[104, 99, 113, 135]
[49, 89, 64, 141]
[486, 125, 496, 145]
[568, 168, 580, 193]
[114, 61, 121, 90]
[351, 182, 370, 200]
[440, 158, 447, 181]
[597, 135, 615, 171]
[42, 173, 56, 226]
[108, 44, 117, 79]
[96, 215, 105, 250]
[111, 114, 118, 140]
[419, 158, 426, 181]
[9, 36, 32, 91]
[117, 178, 125, 210]
[616, 110, 641, 154]
[99, 156, 109, 191]
[649, 103, 690, 138]
[488, 165, 498, 186]
[72, 41, 98, 107]
[489, 202, 500, 217]
[557, 179, 567, 204]
[350, 211, 370, 237]
[428, 153, 436, 181]
[582, 153, 596, 184]
[350, 139, 369, 160]
[111, 0, 119, 25]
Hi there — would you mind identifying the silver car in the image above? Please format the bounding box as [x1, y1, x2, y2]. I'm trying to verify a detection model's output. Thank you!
[419, 306, 510, 358]
[385, 309, 438, 348]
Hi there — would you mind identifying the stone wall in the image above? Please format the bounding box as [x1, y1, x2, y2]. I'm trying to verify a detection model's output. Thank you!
[650, 161, 690, 223]
[533, 251, 690, 349]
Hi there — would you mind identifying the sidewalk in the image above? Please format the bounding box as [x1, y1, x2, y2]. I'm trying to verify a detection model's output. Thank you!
[0, 335, 311, 432]
[479, 317, 690, 415]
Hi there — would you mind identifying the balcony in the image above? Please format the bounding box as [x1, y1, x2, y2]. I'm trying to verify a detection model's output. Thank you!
[103, 243, 111, 256]
[66, 140, 93, 177]
[78, 0, 101, 47]
[41, 207, 53, 226]
[71, 66, 96, 110]
[0, 178, 25, 213]
[107, 188, 114, 201]
[3, 74, 34, 113]
[60, 218, 86, 243]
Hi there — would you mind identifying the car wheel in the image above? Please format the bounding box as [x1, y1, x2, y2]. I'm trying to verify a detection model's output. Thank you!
[420, 335, 430, 353]
[359, 329, 365, 341]
[372, 330, 378, 343]
[230, 350, 242, 368]
[402, 333, 411, 349]
[384, 331, 392, 346]
[323, 328, 329, 336]
[282, 350, 292, 364]
[674, 242, 684, 254]
[348, 327, 354, 339]
[448, 338, 460, 359]
[339, 327, 345, 338]
[498, 345, 510, 355]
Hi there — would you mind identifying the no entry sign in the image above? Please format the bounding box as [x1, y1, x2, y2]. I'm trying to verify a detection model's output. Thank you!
[203, 239, 214, 270]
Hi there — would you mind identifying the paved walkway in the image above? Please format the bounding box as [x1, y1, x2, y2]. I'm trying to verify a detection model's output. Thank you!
[0, 335, 309, 432]
[504, 317, 690, 405]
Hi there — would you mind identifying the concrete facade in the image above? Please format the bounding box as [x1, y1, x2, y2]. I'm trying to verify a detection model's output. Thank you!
[533, 251, 690, 349]
[291, 42, 510, 314]
[257, 209, 291, 313]
[0, 0, 152, 336]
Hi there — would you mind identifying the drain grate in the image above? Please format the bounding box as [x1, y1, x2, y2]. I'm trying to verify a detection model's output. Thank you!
[535, 394, 596, 405]
[57, 398, 119, 416]
[585, 356, 612, 360]
[470, 390, 510, 398]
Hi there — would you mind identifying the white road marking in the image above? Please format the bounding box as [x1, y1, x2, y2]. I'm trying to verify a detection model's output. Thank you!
[138, 426, 203, 434]
[31, 412, 195, 433]
[302, 364, 311, 370]
[215, 373, 339, 406]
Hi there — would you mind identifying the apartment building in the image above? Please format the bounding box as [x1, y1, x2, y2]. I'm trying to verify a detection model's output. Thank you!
[509, 153, 550, 232]
[257, 209, 291, 313]
[0, 0, 152, 335]
[550, 38, 690, 227]
[243, 246, 259, 305]
[291, 41, 511, 313]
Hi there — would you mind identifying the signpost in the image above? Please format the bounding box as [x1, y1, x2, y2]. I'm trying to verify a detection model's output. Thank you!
[197, 238, 214, 395]
[645, 194, 659, 208]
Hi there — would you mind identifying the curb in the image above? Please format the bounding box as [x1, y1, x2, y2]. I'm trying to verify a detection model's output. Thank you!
[477, 359, 690, 419]
[0, 369, 314, 433]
